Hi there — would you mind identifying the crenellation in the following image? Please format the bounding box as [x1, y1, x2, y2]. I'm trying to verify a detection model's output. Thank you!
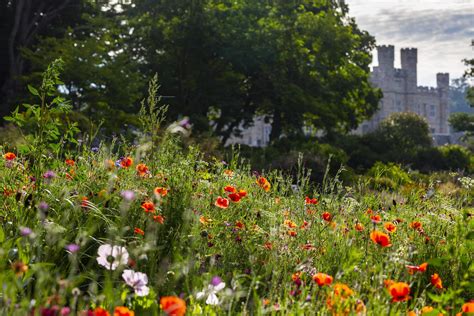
[356, 45, 450, 141]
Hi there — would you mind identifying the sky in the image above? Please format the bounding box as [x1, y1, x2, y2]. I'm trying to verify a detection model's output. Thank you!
[345, 0, 474, 87]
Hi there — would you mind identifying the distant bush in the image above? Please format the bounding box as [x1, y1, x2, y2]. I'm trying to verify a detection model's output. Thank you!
[367, 162, 412, 189]
[438, 144, 473, 171]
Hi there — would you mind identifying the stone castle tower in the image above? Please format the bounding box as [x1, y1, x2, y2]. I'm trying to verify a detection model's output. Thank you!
[358, 45, 450, 142]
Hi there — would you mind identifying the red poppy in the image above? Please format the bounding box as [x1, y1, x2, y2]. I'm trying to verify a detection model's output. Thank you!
[215, 196, 229, 209]
[305, 197, 318, 205]
[120, 157, 133, 168]
[410, 221, 423, 231]
[312, 273, 333, 287]
[3, 152, 16, 160]
[91, 307, 110, 316]
[384, 222, 397, 233]
[114, 306, 135, 316]
[300, 220, 309, 229]
[366, 208, 374, 215]
[388, 282, 410, 302]
[235, 221, 245, 229]
[81, 196, 89, 208]
[153, 215, 165, 224]
[224, 185, 237, 193]
[264, 242, 273, 250]
[65, 159, 75, 166]
[160, 296, 186, 316]
[141, 201, 155, 213]
[134, 228, 145, 236]
[406, 262, 428, 274]
[154, 187, 169, 197]
[371, 214, 382, 224]
[228, 193, 242, 203]
[431, 273, 443, 289]
[322, 212, 332, 222]
[287, 230, 297, 237]
[370, 231, 392, 247]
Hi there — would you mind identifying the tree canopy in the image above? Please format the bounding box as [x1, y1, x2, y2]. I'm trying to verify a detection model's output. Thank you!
[1, 0, 381, 140]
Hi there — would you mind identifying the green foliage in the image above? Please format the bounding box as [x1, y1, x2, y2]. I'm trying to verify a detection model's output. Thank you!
[367, 162, 412, 189]
[5, 59, 80, 180]
[367, 112, 432, 163]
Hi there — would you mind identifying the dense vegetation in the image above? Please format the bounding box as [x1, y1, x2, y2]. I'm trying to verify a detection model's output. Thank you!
[0, 66, 473, 315]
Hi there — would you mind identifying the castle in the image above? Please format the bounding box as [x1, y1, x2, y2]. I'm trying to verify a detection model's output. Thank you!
[357, 45, 450, 144]
[226, 45, 451, 147]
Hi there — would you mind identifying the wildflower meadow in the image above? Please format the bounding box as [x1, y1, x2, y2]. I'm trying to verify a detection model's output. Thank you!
[0, 63, 473, 316]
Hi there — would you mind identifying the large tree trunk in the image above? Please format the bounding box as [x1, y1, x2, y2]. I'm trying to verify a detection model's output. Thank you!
[269, 108, 282, 142]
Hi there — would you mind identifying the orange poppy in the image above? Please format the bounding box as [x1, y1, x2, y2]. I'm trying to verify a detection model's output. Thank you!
[388, 282, 410, 302]
[11, 261, 28, 276]
[3, 152, 16, 160]
[134, 228, 145, 236]
[284, 220, 297, 228]
[141, 201, 155, 213]
[256, 177, 271, 192]
[305, 197, 318, 205]
[92, 307, 111, 316]
[371, 214, 382, 224]
[384, 222, 397, 233]
[366, 208, 374, 215]
[114, 306, 135, 316]
[287, 230, 297, 237]
[264, 242, 273, 250]
[215, 196, 229, 208]
[384, 279, 395, 289]
[421, 306, 434, 314]
[462, 302, 474, 313]
[300, 220, 309, 229]
[120, 157, 133, 168]
[238, 189, 247, 198]
[406, 262, 428, 274]
[160, 296, 186, 316]
[199, 216, 211, 225]
[370, 231, 392, 247]
[312, 273, 333, 287]
[322, 212, 332, 222]
[224, 185, 237, 193]
[235, 221, 245, 230]
[153, 215, 165, 224]
[154, 187, 169, 197]
[410, 221, 423, 231]
[355, 223, 364, 231]
[431, 273, 443, 289]
[332, 283, 354, 298]
[228, 193, 242, 203]
[223, 169, 234, 178]
[65, 159, 75, 166]
[136, 163, 149, 176]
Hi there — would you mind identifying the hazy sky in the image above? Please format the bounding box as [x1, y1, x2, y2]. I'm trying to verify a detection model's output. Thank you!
[345, 0, 474, 87]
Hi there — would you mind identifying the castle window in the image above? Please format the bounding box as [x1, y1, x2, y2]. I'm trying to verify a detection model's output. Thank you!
[430, 104, 436, 117]
[396, 100, 403, 112]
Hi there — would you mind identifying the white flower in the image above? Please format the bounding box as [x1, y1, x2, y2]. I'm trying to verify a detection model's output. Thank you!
[96, 244, 129, 270]
[122, 269, 150, 297]
[196, 277, 226, 305]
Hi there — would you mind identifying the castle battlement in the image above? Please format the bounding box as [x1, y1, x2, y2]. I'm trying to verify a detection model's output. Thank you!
[417, 86, 438, 94]
[359, 45, 450, 137]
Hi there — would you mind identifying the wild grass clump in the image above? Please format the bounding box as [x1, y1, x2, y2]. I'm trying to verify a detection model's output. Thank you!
[0, 62, 473, 315]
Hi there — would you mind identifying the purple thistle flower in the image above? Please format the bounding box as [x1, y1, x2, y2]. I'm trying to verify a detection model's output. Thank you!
[43, 170, 56, 179]
[20, 227, 32, 236]
[38, 202, 49, 212]
[121, 190, 135, 201]
[65, 244, 80, 253]
[210, 276, 222, 287]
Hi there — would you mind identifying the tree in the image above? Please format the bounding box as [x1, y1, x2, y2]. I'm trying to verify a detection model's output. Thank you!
[0, 0, 88, 119]
[367, 112, 432, 163]
[129, 0, 381, 142]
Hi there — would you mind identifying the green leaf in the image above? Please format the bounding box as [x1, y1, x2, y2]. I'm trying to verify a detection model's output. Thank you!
[27, 84, 39, 96]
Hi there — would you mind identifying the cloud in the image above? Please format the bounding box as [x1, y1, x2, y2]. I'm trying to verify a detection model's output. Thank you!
[346, 0, 474, 86]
